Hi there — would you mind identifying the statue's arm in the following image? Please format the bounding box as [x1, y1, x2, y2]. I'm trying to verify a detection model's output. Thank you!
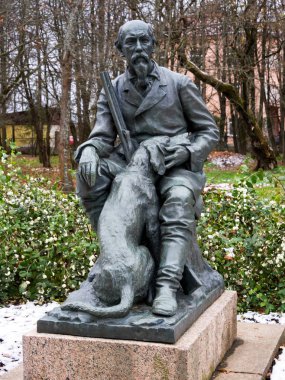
[75, 89, 117, 162]
[76, 146, 100, 187]
[178, 76, 219, 172]
[74, 89, 117, 186]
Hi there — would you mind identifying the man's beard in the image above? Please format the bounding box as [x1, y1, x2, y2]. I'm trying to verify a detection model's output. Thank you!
[131, 54, 150, 90]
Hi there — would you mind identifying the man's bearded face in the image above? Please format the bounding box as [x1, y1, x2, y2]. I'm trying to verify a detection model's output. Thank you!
[121, 28, 153, 80]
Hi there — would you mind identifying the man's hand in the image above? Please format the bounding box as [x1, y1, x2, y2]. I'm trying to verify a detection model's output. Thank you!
[78, 146, 100, 187]
[164, 145, 190, 170]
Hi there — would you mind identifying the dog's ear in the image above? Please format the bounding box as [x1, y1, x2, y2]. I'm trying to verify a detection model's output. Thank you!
[145, 144, 166, 175]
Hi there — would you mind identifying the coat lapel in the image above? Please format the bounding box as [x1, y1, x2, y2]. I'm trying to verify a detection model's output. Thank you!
[121, 65, 168, 116]
[135, 78, 167, 117]
[122, 75, 142, 108]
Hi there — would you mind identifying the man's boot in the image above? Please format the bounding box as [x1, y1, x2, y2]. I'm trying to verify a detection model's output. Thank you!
[152, 185, 196, 317]
[152, 241, 189, 316]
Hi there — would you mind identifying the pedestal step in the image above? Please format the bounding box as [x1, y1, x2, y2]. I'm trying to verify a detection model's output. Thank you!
[212, 322, 285, 380]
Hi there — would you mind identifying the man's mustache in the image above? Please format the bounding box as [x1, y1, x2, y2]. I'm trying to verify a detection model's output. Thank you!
[131, 53, 150, 65]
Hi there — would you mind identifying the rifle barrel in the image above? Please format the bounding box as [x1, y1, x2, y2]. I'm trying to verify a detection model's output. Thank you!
[100, 71, 132, 163]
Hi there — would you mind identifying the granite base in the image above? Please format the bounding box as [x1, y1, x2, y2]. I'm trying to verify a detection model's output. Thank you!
[23, 290, 237, 380]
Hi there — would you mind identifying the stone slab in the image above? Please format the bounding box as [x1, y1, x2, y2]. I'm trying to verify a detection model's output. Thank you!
[37, 285, 224, 344]
[212, 322, 285, 380]
[23, 290, 237, 380]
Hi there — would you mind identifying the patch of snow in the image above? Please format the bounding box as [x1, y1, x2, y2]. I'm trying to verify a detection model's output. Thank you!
[209, 154, 245, 168]
[204, 183, 233, 192]
[271, 347, 285, 380]
[238, 311, 285, 325]
[0, 301, 58, 376]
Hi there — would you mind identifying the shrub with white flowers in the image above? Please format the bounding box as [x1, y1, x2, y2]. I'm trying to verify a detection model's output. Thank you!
[198, 175, 285, 313]
[0, 148, 98, 303]
[1, 148, 284, 313]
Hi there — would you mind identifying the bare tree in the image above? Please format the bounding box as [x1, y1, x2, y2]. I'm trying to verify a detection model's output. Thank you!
[0, 1, 8, 149]
[59, 0, 83, 192]
[179, 51, 277, 169]
[1, 0, 284, 170]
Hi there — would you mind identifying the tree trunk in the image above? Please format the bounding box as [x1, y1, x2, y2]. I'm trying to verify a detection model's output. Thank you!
[265, 79, 277, 154]
[230, 106, 239, 153]
[280, 45, 285, 163]
[179, 53, 277, 169]
[0, 5, 7, 150]
[19, 65, 50, 167]
[60, 51, 74, 192]
[215, 31, 227, 151]
[59, 0, 82, 192]
[35, 2, 51, 168]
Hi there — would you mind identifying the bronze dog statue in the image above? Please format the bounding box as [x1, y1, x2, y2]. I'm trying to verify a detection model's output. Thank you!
[61, 137, 169, 318]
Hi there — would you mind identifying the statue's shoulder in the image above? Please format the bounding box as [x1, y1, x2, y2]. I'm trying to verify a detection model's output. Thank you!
[157, 66, 192, 87]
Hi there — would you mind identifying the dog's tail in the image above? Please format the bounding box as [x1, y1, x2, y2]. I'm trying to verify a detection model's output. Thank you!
[61, 283, 134, 318]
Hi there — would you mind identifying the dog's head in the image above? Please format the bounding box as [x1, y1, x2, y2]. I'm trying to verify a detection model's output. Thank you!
[138, 136, 170, 176]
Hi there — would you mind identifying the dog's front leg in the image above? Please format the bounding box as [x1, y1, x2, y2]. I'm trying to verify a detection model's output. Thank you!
[144, 195, 161, 305]
[145, 195, 161, 267]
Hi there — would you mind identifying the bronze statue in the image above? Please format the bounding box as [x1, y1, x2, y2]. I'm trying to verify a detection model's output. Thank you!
[39, 21, 224, 341]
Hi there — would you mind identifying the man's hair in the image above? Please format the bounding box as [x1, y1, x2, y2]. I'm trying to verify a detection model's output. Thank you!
[115, 20, 156, 53]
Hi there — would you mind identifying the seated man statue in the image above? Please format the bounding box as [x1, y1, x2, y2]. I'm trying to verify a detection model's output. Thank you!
[74, 20, 220, 317]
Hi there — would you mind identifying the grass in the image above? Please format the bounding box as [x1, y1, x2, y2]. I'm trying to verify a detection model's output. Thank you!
[254, 166, 285, 200]
[16, 154, 59, 169]
[204, 161, 285, 200]
[204, 163, 245, 183]
[12, 154, 61, 186]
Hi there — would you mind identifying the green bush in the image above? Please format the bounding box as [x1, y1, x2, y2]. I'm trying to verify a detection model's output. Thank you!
[198, 173, 285, 313]
[0, 148, 98, 304]
[1, 147, 284, 313]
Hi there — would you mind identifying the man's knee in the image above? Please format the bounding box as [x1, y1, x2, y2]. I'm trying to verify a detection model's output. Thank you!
[164, 186, 195, 207]
[159, 185, 196, 228]
[76, 159, 115, 231]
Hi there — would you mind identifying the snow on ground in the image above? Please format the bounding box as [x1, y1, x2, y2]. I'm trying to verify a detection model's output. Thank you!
[271, 347, 285, 380]
[0, 301, 58, 376]
[210, 154, 245, 168]
[238, 311, 285, 325]
[204, 183, 233, 192]
[0, 303, 284, 378]
[208, 152, 246, 168]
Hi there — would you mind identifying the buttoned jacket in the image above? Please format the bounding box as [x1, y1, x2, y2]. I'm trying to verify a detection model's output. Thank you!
[76, 63, 219, 173]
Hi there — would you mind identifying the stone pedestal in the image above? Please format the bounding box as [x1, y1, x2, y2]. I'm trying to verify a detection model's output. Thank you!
[23, 290, 237, 380]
